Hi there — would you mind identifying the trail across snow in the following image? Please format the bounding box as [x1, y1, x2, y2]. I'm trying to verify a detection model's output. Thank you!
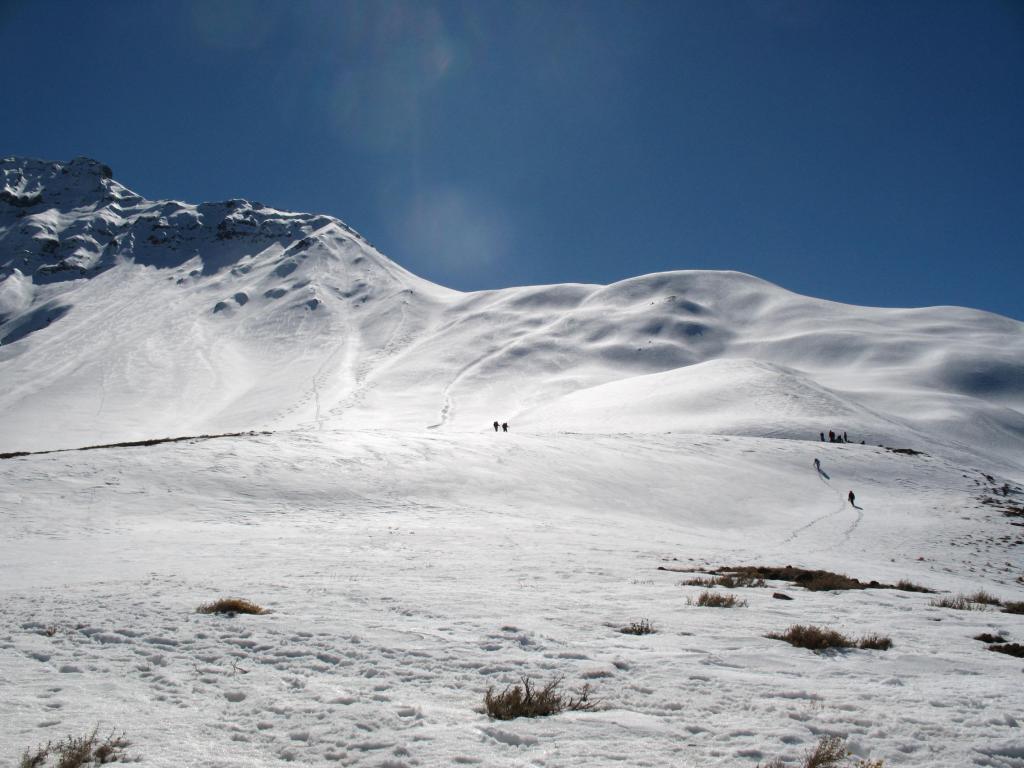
[1, 429, 1022, 767]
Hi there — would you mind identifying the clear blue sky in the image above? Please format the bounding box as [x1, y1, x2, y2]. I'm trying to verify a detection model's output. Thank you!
[2, 0, 1022, 318]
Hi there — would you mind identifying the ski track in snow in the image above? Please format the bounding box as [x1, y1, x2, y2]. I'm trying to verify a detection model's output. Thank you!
[2, 431, 1022, 767]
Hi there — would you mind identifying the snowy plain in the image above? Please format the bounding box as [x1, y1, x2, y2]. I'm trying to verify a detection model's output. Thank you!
[1, 157, 1023, 766]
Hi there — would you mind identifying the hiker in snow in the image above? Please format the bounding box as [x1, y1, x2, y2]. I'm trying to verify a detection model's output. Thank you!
[848, 490, 856, 506]
[493, 421, 500, 432]
[843, 431, 848, 443]
[813, 458, 821, 472]
[829, 430, 835, 442]
[501, 422, 509, 433]
[820, 432, 825, 442]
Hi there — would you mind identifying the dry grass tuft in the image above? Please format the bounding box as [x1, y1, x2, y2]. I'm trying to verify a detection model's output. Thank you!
[768, 625, 892, 652]
[931, 593, 999, 611]
[688, 590, 748, 608]
[759, 734, 884, 767]
[620, 619, 655, 635]
[19, 728, 129, 768]
[680, 573, 766, 589]
[894, 579, 931, 593]
[857, 634, 893, 651]
[483, 676, 598, 719]
[1002, 601, 1024, 615]
[197, 597, 266, 615]
[768, 625, 854, 650]
[966, 590, 1002, 606]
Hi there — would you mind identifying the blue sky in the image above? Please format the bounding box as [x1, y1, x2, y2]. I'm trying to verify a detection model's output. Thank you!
[2, 0, 1022, 318]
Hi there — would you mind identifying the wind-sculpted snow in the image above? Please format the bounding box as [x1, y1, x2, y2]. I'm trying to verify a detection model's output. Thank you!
[1, 156, 1023, 473]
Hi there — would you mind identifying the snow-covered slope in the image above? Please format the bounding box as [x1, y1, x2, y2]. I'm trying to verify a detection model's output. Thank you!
[2, 156, 1023, 473]
[2, 430, 1023, 767]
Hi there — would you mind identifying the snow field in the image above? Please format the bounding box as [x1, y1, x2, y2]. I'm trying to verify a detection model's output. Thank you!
[2, 430, 1022, 766]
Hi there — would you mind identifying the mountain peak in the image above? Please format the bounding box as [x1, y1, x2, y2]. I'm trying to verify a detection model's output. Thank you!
[0, 155, 387, 286]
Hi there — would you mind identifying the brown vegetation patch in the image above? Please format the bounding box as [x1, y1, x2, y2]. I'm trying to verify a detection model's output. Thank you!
[665, 565, 932, 593]
[483, 676, 597, 719]
[966, 590, 1003, 606]
[768, 625, 892, 652]
[688, 590, 748, 608]
[931, 593, 1003, 611]
[759, 734, 884, 768]
[0, 431, 273, 460]
[620, 619, 655, 635]
[1002, 601, 1024, 615]
[197, 598, 266, 615]
[679, 573, 766, 589]
[19, 728, 129, 768]
[885, 447, 926, 457]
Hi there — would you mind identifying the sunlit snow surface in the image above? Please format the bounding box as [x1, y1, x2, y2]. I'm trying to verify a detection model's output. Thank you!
[2, 431, 1023, 766]
[1, 158, 1023, 765]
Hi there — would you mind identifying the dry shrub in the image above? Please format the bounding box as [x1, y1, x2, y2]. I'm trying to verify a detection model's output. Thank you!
[689, 590, 747, 608]
[19, 728, 129, 768]
[894, 579, 931, 593]
[759, 734, 884, 767]
[197, 598, 266, 615]
[483, 676, 597, 719]
[1002, 601, 1024, 615]
[768, 625, 854, 650]
[680, 573, 765, 589]
[967, 590, 1002, 606]
[620, 619, 655, 635]
[857, 634, 893, 651]
[989, 643, 1024, 658]
[768, 625, 892, 652]
[931, 594, 993, 611]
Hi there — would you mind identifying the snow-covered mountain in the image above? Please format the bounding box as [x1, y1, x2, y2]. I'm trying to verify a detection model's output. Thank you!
[4, 157, 1024, 768]
[2, 156, 1023, 471]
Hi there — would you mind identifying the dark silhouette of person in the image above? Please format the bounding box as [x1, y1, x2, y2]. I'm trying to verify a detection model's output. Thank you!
[829, 430, 835, 442]
[813, 458, 821, 472]
[848, 490, 856, 506]
[843, 431, 848, 443]
[493, 421, 499, 432]
[820, 432, 825, 442]
[501, 422, 508, 432]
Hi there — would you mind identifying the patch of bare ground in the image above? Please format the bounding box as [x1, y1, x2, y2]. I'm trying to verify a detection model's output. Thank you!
[989, 643, 1024, 659]
[661, 564, 931, 593]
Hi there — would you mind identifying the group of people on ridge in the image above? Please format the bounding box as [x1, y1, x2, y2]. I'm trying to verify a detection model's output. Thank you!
[492, 421, 509, 433]
[822, 429, 849, 443]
